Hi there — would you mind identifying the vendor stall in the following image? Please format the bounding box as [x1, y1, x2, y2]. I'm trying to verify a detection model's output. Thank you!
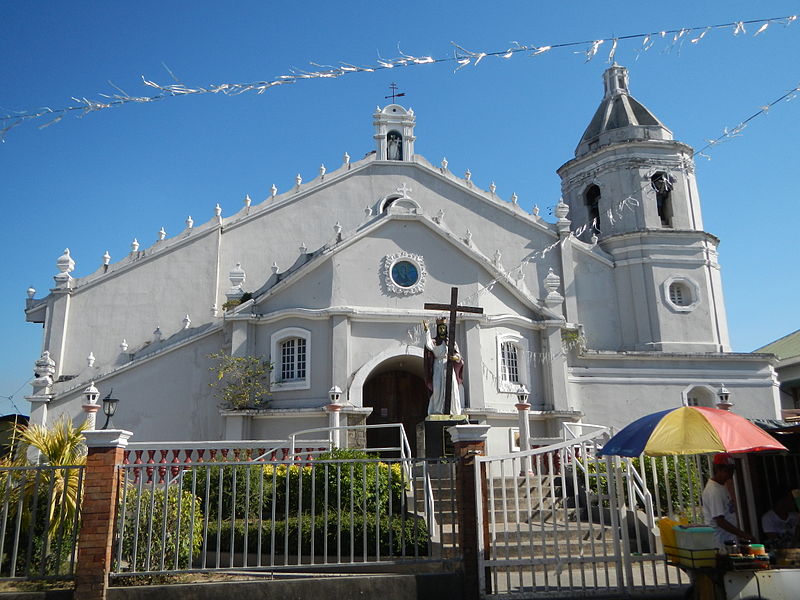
[600, 406, 793, 600]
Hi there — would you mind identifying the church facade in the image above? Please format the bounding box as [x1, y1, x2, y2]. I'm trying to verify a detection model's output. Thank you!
[24, 66, 781, 455]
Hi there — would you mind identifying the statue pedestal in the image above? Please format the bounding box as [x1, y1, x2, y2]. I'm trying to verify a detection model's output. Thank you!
[416, 415, 469, 458]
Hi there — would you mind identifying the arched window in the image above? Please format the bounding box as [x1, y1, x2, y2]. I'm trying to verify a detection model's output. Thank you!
[651, 173, 674, 227]
[496, 333, 530, 393]
[270, 327, 311, 390]
[386, 130, 403, 160]
[584, 185, 601, 235]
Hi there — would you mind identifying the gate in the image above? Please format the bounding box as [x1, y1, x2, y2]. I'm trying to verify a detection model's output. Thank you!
[474, 427, 693, 599]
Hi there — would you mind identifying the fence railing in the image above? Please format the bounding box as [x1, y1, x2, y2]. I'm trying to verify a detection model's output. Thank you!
[112, 454, 458, 577]
[0, 464, 84, 580]
[474, 428, 696, 599]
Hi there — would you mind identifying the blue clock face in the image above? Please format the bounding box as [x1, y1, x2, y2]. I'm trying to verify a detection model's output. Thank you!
[391, 261, 419, 287]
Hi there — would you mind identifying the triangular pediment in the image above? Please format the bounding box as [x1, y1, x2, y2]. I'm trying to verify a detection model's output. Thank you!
[241, 213, 561, 321]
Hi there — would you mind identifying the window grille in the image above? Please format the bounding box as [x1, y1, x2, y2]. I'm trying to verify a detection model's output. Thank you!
[669, 282, 690, 306]
[280, 338, 306, 381]
[500, 342, 520, 384]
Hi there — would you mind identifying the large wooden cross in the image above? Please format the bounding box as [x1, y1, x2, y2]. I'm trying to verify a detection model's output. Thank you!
[424, 287, 483, 415]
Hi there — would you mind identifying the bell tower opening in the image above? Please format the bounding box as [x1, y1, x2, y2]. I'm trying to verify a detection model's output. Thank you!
[373, 104, 415, 161]
[363, 355, 427, 456]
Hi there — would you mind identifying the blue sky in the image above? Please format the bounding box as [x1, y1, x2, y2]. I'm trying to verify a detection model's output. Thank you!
[1, 2, 798, 415]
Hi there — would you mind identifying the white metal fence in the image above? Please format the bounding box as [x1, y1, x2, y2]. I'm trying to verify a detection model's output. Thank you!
[111, 452, 458, 577]
[0, 464, 84, 579]
[474, 428, 709, 599]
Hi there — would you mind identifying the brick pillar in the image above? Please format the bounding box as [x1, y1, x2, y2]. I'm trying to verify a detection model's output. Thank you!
[75, 429, 132, 600]
[448, 424, 491, 600]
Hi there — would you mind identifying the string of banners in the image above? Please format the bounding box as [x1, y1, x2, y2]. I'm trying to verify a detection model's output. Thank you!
[1, 14, 797, 140]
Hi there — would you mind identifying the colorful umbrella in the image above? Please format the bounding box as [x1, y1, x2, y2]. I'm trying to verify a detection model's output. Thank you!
[599, 406, 787, 457]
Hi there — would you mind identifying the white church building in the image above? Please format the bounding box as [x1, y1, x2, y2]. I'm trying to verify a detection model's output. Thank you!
[24, 65, 781, 455]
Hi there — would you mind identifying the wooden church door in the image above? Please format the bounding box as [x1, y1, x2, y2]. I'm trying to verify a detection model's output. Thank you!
[363, 370, 428, 456]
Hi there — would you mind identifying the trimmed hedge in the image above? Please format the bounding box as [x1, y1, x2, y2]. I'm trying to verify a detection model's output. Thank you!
[188, 450, 407, 520]
[205, 510, 429, 557]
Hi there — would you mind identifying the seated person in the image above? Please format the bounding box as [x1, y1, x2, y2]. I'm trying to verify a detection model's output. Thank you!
[762, 489, 800, 549]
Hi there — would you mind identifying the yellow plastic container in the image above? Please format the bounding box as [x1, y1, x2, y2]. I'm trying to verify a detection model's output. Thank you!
[657, 517, 686, 563]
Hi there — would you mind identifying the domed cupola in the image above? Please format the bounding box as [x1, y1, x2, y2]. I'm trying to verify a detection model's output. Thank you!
[575, 64, 672, 158]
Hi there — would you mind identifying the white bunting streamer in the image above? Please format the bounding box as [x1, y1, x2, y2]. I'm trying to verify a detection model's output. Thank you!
[2, 14, 797, 139]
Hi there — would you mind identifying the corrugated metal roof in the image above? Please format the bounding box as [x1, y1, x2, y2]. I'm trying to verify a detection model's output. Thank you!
[754, 329, 800, 360]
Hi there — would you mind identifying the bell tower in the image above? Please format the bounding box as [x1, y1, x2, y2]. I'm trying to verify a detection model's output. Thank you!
[557, 65, 729, 353]
[373, 104, 416, 161]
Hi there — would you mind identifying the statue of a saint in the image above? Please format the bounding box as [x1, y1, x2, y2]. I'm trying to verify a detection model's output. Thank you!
[387, 133, 402, 160]
[423, 318, 463, 415]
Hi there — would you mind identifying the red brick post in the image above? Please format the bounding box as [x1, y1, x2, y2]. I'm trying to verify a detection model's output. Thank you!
[75, 429, 132, 600]
[448, 424, 491, 600]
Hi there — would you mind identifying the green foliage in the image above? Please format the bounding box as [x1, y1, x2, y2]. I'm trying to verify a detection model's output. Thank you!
[119, 485, 204, 572]
[189, 449, 407, 521]
[206, 511, 429, 557]
[208, 352, 272, 410]
[585, 455, 705, 519]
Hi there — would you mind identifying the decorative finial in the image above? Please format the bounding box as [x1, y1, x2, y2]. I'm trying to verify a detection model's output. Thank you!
[131, 238, 139, 252]
[56, 248, 75, 274]
[511, 193, 518, 205]
[365, 206, 373, 217]
[333, 221, 342, 235]
[299, 242, 307, 254]
[440, 157, 448, 171]
[590, 233, 599, 245]
[465, 228, 473, 245]
[489, 182, 496, 194]
[26, 286, 36, 299]
[102, 251, 111, 266]
[433, 208, 445, 225]
[270, 184, 277, 198]
[214, 204, 222, 218]
[271, 261, 279, 274]
[244, 194, 252, 208]
[153, 326, 162, 341]
[319, 164, 326, 179]
[182, 314, 191, 330]
[555, 198, 570, 220]
[185, 215, 194, 229]
[532, 205, 540, 217]
[120, 339, 128, 353]
[295, 173, 302, 190]
[464, 169, 472, 183]
[86, 352, 95, 368]
[158, 227, 166, 241]
[228, 263, 246, 289]
[343, 152, 350, 166]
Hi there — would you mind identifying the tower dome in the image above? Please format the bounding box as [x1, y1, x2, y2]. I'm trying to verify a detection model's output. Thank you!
[575, 65, 672, 158]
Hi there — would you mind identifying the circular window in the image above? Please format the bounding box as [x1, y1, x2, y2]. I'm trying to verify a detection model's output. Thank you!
[662, 276, 701, 312]
[383, 252, 427, 296]
[391, 261, 419, 287]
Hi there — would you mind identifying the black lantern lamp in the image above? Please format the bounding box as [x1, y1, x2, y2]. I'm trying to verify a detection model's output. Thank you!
[101, 389, 119, 429]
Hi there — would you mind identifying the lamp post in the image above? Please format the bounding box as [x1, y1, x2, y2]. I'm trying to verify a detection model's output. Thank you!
[515, 385, 533, 475]
[101, 389, 119, 430]
[81, 382, 101, 430]
[716, 383, 733, 411]
[326, 386, 343, 449]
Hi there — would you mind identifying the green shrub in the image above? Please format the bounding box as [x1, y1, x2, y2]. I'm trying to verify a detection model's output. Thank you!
[206, 511, 429, 557]
[118, 485, 204, 572]
[188, 450, 407, 521]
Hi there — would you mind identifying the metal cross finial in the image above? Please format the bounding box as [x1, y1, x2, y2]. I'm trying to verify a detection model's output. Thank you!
[384, 83, 406, 102]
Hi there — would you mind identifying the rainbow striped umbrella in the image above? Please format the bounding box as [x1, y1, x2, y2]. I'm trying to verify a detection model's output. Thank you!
[599, 406, 787, 457]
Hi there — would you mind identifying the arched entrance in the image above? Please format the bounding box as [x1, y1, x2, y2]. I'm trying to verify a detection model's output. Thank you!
[363, 355, 428, 456]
